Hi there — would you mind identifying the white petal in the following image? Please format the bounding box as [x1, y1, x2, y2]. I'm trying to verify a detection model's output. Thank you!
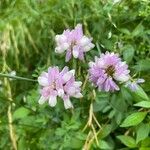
[38, 96, 47, 105]
[137, 79, 145, 83]
[55, 34, 66, 42]
[62, 43, 69, 50]
[84, 43, 94, 52]
[55, 35, 60, 41]
[74, 81, 82, 87]
[58, 89, 64, 97]
[59, 35, 67, 42]
[114, 74, 130, 82]
[73, 49, 79, 58]
[73, 93, 83, 98]
[70, 69, 75, 75]
[89, 62, 95, 67]
[64, 99, 73, 109]
[55, 47, 65, 53]
[49, 96, 57, 107]
[80, 36, 89, 46]
[63, 70, 75, 82]
[84, 45, 91, 52]
[38, 77, 49, 86]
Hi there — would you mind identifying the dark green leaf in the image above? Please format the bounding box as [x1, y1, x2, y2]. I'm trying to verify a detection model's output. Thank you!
[99, 125, 112, 139]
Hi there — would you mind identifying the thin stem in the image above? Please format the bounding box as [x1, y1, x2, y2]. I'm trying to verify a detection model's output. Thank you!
[82, 73, 89, 91]
[7, 105, 17, 150]
[92, 113, 102, 129]
[0, 73, 37, 82]
[91, 124, 99, 146]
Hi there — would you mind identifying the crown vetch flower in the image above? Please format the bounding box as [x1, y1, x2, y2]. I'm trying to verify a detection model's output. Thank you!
[89, 52, 130, 92]
[55, 24, 95, 62]
[38, 66, 82, 109]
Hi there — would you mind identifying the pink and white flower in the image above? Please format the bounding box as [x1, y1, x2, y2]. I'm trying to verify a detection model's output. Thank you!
[55, 24, 94, 62]
[89, 52, 130, 92]
[38, 66, 82, 109]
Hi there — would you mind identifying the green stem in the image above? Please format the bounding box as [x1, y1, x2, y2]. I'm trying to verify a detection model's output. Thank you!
[0, 73, 37, 82]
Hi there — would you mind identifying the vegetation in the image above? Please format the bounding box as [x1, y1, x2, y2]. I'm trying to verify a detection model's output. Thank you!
[0, 0, 150, 149]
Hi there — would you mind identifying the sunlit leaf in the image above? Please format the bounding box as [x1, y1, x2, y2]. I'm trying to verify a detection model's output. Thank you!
[120, 112, 147, 127]
[134, 101, 150, 108]
[117, 135, 137, 148]
[13, 107, 30, 120]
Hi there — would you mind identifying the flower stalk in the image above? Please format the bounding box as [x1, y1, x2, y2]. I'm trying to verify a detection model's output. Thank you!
[0, 73, 37, 82]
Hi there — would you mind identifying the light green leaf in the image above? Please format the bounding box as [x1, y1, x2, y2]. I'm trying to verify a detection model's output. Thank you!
[123, 45, 134, 63]
[136, 123, 150, 143]
[134, 101, 150, 108]
[70, 138, 84, 149]
[133, 86, 149, 101]
[132, 23, 144, 37]
[139, 148, 150, 150]
[117, 135, 137, 148]
[13, 107, 30, 120]
[120, 112, 147, 127]
[120, 28, 131, 35]
[99, 140, 112, 150]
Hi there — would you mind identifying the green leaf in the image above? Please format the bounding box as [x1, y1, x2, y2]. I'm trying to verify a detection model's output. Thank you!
[134, 59, 150, 71]
[93, 97, 108, 112]
[132, 23, 144, 37]
[98, 140, 112, 150]
[120, 112, 147, 127]
[134, 101, 150, 108]
[70, 138, 84, 149]
[99, 124, 112, 139]
[117, 135, 137, 148]
[139, 148, 150, 150]
[141, 137, 150, 147]
[121, 86, 133, 105]
[13, 107, 30, 120]
[18, 137, 27, 150]
[55, 128, 66, 136]
[136, 123, 150, 143]
[120, 28, 131, 35]
[123, 45, 134, 63]
[133, 86, 149, 101]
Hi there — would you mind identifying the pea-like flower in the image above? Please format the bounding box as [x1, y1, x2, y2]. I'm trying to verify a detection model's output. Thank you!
[55, 24, 95, 62]
[38, 66, 82, 109]
[125, 78, 145, 91]
[89, 52, 130, 92]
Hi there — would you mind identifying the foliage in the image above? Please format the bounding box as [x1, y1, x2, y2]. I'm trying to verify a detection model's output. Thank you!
[0, 0, 150, 149]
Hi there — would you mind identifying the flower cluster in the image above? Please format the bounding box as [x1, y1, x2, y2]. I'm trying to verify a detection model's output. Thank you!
[89, 52, 130, 92]
[38, 66, 82, 109]
[38, 23, 145, 109]
[55, 24, 95, 62]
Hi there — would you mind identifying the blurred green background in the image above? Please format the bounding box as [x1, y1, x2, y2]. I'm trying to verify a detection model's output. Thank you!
[0, 0, 150, 149]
